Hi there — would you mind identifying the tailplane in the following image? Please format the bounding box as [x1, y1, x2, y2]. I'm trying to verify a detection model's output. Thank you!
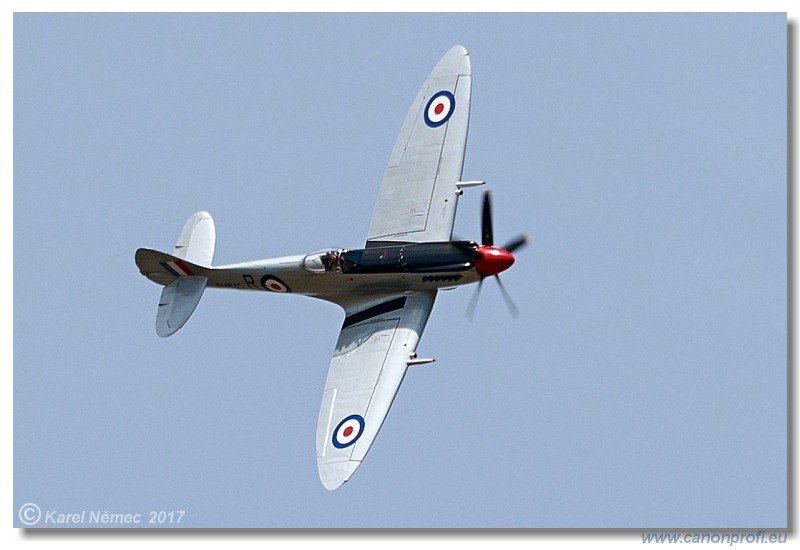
[135, 212, 216, 337]
[155, 275, 207, 337]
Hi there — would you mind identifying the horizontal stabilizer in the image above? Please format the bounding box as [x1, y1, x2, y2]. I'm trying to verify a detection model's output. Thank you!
[135, 248, 209, 286]
[156, 276, 208, 337]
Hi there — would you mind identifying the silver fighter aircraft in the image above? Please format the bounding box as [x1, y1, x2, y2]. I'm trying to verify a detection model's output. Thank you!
[135, 45, 527, 490]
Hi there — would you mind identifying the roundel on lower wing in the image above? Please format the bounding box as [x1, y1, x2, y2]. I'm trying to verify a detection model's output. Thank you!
[260, 274, 291, 293]
[332, 414, 365, 449]
[423, 90, 456, 128]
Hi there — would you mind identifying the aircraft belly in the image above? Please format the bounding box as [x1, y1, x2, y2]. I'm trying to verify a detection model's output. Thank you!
[204, 259, 482, 302]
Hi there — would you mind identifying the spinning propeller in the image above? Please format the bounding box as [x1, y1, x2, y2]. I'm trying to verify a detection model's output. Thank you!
[467, 191, 528, 319]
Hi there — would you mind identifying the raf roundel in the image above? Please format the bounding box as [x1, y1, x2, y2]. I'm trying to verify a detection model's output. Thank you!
[332, 414, 365, 449]
[260, 274, 291, 293]
[423, 90, 456, 128]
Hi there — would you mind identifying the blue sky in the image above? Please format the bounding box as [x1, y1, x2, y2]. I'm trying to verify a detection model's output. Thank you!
[11, 11, 788, 531]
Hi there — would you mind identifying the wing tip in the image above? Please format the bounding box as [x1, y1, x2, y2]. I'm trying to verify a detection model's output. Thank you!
[436, 44, 471, 76]
[318, 458, 361, 491]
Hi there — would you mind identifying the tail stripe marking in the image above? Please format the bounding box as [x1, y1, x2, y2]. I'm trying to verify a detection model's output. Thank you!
[173, 260, 195, 276]
[160, 261, 195, 277]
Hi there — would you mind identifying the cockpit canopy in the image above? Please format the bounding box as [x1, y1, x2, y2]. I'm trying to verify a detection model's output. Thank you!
[303, 249, 346, 274]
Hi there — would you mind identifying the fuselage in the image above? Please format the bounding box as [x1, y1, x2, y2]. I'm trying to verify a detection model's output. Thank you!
[202, 240, 513, 299]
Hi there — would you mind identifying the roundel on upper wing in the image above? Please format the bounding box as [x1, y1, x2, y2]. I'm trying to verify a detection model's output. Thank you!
[332, 414, 365, 449]
[260, 274, 291, 293]
[423, 90, 456, 128]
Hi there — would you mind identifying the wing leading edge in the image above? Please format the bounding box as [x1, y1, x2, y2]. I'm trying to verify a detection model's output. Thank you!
[316, 291, 436, 490]
[366, 45, 472, 245]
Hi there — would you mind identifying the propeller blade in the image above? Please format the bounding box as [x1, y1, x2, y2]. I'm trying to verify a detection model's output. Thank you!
[469, 190, 524, 320]
[495, 275, 520, 319]
[481, 191, 493, 246]
[466, 277, 484, 320]
[502, 233, 529, 254]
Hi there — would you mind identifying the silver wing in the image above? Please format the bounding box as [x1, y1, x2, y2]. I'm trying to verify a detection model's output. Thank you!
[316, 45, 473, 490]
[366, 44, 472, 245]
[316, 292, 436, 490]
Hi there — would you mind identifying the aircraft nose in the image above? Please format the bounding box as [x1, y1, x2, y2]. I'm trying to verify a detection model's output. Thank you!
[474, 245, 515, 277]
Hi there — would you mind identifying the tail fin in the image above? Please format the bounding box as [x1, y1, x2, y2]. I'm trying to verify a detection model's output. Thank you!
[135, 212, 216, 337]
[173, 211, 215, 266]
